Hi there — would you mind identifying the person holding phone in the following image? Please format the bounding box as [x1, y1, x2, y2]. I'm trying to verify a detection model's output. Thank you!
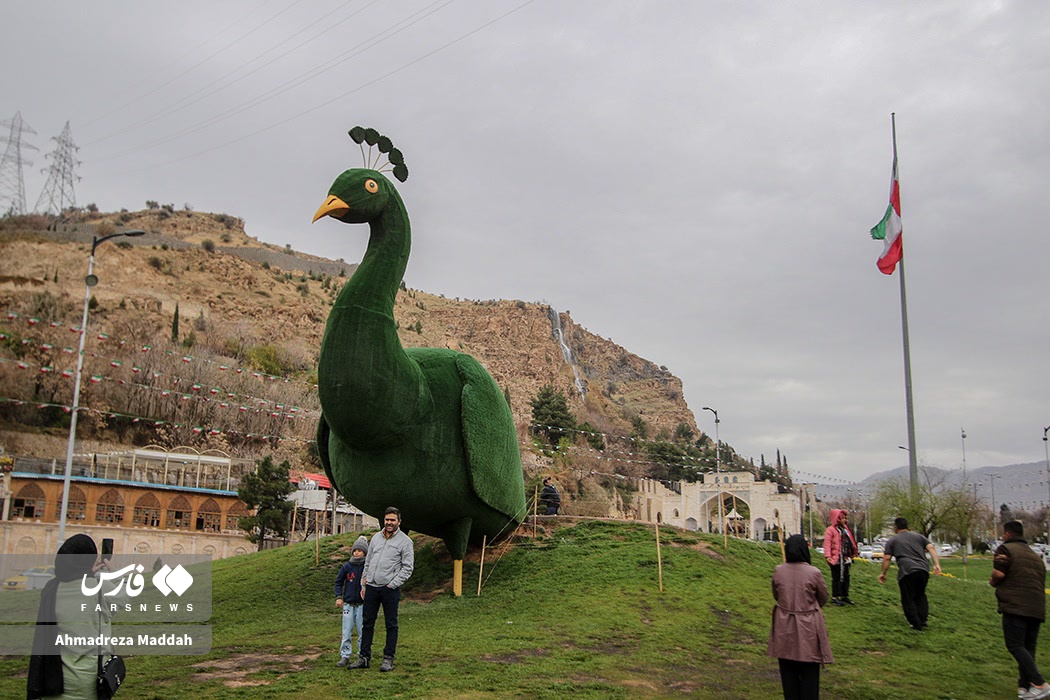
[27, 534, 118, 699]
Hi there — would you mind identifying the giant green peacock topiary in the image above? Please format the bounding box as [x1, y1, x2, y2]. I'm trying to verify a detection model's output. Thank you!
[312, 127, 527, 593]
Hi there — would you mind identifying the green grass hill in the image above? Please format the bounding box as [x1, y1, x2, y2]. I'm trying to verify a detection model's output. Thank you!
[1, 520, 1034, 699]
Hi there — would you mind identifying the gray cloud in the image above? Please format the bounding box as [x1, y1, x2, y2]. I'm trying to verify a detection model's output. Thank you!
[4, 0, 1048, 485]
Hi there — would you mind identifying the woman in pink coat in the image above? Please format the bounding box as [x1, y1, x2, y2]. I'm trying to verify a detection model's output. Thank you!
[823, 508, 858, 605]
[768, 534, 834, 699]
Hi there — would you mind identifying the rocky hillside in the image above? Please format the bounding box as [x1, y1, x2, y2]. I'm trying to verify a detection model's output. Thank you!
[0, 209, 702, 477]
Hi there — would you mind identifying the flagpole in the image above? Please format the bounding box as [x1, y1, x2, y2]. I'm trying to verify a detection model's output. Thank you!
[891, 113, 920, 496]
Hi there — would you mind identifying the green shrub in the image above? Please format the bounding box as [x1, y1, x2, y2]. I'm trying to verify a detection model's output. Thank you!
[245, 344, 286, 376]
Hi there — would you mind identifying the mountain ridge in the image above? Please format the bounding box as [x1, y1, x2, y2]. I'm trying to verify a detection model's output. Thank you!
[0, 209, 702, 475]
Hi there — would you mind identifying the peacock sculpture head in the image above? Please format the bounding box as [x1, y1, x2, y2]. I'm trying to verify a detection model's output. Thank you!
[312, 126, 409, 225]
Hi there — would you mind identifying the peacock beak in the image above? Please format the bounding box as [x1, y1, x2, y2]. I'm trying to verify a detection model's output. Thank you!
[312, 195, 350, 222]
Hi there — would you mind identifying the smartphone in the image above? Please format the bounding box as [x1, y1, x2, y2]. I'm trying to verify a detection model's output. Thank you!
[101, 538, 114, 558]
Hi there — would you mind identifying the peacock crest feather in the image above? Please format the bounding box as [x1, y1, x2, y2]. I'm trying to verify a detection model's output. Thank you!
[348, 126, 408, 182]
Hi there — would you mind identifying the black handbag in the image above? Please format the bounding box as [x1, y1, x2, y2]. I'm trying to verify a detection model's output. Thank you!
[97, 654, 126, 699]
[96, 592, 126, 698]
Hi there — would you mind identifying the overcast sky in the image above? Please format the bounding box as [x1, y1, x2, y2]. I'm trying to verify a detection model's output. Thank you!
[4, 1, 1048, 485]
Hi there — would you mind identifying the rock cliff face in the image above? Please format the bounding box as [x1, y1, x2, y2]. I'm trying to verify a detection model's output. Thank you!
[0, 210, 699, 465]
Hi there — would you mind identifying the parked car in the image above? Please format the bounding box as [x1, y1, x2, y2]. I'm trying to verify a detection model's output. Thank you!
[3, 565, 54, 592]
[939, 544, 954, 556]
[871, 545, 884, 559]
[859, 545, 874, 560]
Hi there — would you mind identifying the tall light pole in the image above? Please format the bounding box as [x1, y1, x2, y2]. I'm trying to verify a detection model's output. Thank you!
[1043, 426, 1049, 545]
[58, 229, 145, 542]
[702, 406, 725, 548]
[961, 428, 971, 554]
[989, 473, 1000, 531]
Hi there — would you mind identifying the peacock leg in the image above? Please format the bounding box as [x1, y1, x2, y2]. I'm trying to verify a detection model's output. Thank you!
[443, 517, 472, 597]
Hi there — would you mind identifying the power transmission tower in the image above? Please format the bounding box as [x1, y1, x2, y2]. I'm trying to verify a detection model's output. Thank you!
[35, 121, 80, 216]
[0, 111, 38, 216]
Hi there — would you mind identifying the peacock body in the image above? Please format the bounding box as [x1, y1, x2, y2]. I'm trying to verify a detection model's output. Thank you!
[312, 128, 526, 562]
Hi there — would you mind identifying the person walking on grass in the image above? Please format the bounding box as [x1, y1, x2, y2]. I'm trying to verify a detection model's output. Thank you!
[334, 536, 369, 667]
[877, 517, 941, 631]
[823, 509, 858, 606]
[768, 534, 833, 700]
[540, 477, 561, 515]
[348, 507, 414, 673]
[990, 520, 1050, 699]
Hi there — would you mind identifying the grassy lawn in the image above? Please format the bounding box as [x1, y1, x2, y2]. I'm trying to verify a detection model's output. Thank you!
[1, 522, 1040, 699]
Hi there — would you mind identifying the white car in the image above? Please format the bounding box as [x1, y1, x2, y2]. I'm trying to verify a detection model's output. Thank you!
[939, 544, 953, 556]
[859, 546, 874, 560]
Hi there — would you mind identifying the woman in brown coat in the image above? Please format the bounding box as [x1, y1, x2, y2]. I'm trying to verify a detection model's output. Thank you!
[768, 534, 834, 699]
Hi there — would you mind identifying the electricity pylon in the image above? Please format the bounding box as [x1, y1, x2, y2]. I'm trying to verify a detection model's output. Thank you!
[35, 121, 80, 216]
[0, 111, 38, 216]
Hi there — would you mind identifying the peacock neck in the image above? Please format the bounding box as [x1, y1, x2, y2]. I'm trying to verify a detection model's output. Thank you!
[319, 194, 426, 446]
[341, 198, 410, 314]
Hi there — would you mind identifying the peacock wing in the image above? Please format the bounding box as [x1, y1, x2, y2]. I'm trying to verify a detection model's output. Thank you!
[456, 354, 527, 522]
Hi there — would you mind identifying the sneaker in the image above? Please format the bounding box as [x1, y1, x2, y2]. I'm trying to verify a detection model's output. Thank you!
[347, 656, 370, 670]
[336, 657, 350, 668]
[1025, 685, 1050, 699]
[379, 656, 394, 672]
[1019, 688, 1030, 699]
[830, 598, 845, 606]
[842, 598, 856, 605]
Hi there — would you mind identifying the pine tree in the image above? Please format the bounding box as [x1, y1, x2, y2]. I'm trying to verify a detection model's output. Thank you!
[171, 303, 179, 343]
[530, 384, 577, 446]
[237, 455, 296, 548]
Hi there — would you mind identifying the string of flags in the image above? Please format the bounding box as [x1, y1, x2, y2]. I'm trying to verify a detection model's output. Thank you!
[1, 309, 318, 390]
[0, 396, 315, 445]
[0, 355, 318, 421]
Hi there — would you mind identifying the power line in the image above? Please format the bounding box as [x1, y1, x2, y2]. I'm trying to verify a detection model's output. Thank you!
[83, 0, 369, 147]
[88, 0, 452, 165]
[79, 2, 285, 130]
[108, 0, 538, 173]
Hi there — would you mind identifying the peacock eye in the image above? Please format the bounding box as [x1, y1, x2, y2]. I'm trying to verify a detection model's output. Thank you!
[364, 179, 379, 194]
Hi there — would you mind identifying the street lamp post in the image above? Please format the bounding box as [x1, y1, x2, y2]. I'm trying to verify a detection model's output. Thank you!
[961, 428, 971, 555]
[58, 230, 145, 542]
[1043, 426, 1049, 545]
[702, 406, 726, 548]
[989, 473, 1000, 532]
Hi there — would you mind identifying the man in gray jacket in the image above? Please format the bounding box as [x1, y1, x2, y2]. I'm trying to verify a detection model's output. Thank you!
[348, 507, 414, 672]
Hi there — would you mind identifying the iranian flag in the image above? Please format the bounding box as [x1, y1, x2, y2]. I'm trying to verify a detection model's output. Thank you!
[870, 156, 902, 275]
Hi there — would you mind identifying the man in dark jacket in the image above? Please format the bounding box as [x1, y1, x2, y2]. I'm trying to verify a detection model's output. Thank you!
[990, 520, 1050, 699]
[540, 477, 560, 515]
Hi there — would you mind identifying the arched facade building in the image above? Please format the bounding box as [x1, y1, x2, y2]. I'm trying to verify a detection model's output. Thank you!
[634, 470, 807, 540]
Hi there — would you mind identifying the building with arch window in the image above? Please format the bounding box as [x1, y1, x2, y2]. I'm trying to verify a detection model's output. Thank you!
[0, 448, 369, 562]
[634, 470, 808, 541]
